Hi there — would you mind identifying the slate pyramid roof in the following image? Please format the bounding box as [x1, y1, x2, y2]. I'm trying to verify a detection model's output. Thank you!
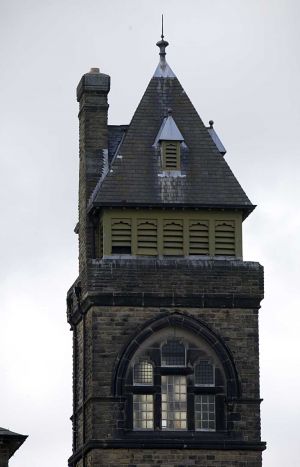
[0, 427, 27, 458]
[90, 38, 254, 218]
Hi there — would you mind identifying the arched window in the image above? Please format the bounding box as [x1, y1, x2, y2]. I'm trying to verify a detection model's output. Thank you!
[123, 325, 229, 434]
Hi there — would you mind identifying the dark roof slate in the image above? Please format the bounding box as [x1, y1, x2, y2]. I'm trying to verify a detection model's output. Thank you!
[108, 125, 128, 164]
[91, 74, 253, 215]
[0, 427, 27, 458]
[0, 427, 22, 436]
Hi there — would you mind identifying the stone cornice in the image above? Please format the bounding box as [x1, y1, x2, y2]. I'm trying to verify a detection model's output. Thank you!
[68, 439, 267, 465]
[68, 291, 263, 326]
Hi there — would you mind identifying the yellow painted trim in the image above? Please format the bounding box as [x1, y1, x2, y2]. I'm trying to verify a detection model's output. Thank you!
[102, 210, 111, 255]
[98, 208, 243, 258]
[183, 217, 189, 256]
[209, 219, 215, 256]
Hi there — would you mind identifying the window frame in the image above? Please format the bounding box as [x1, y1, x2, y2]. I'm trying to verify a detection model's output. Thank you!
[194, 394, 216, 432]
[132, 393, 154, 431]
[194, 360, 215, 387]
[161, 374, 188, 431]
[133, 360, 154, 386]
[161, 339, 186, 367]
[128, 340, 225, 433]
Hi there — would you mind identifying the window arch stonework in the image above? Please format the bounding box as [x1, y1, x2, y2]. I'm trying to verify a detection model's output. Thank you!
[113, 313, 240, 436]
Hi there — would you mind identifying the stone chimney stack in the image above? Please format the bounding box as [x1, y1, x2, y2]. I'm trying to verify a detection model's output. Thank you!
[76, 68, 110, 290]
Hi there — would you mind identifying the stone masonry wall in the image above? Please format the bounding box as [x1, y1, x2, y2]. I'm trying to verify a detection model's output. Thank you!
[72, 305, 261, 449]
[85, 448, 262, 467]
[69, 259, 264, 466]
[90, 306, 260, 440]
[86, 258, 263, 301]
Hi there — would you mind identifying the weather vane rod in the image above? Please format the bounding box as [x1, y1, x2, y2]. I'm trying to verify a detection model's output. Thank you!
[156, 14, 169, 60]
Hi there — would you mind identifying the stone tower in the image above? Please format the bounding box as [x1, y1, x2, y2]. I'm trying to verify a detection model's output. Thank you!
[67, 34, 266, 467]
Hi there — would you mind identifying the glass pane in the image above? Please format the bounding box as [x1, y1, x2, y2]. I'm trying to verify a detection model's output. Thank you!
[133, 361, 153, 385]
[195, 395, 215, 431]
[195, 361, 214, 386]
[161, 340, 185, 366]
[161, 375, 187, 430]
[133, 394, 154, 430]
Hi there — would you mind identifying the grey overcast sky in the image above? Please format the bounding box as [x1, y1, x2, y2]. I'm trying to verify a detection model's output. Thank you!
[0, 0, 299, 466]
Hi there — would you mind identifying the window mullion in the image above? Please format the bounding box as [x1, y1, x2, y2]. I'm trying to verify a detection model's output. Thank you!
[215, 394, 226, 431]
[187, 392, 194, 431]
[154, 391, 161, 430]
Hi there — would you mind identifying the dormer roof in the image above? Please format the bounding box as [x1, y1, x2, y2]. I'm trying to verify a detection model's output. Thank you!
[155, 112, 184, 144]
[89, 37, 254, 218]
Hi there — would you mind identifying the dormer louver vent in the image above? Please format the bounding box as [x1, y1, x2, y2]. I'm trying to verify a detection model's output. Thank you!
[163, 220, 184, 255]
[215, 221, 235, 256]
[111, 219, 132, 254]
[189, 221, 209, 255]
[162, 141, 180, 170]
[137, 220, 158, 255]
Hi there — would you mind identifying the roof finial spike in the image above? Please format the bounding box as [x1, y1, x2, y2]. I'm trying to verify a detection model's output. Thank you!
[153, 16, 176, 78]
[156, 15, 169, 61]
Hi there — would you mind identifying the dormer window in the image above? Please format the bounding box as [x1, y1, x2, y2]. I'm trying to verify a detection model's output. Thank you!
[155, 108, 184, 171]
[161, 141, 181, 170]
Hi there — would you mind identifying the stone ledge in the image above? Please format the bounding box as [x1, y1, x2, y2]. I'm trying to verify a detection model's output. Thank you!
[68, 439, 266, 465]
